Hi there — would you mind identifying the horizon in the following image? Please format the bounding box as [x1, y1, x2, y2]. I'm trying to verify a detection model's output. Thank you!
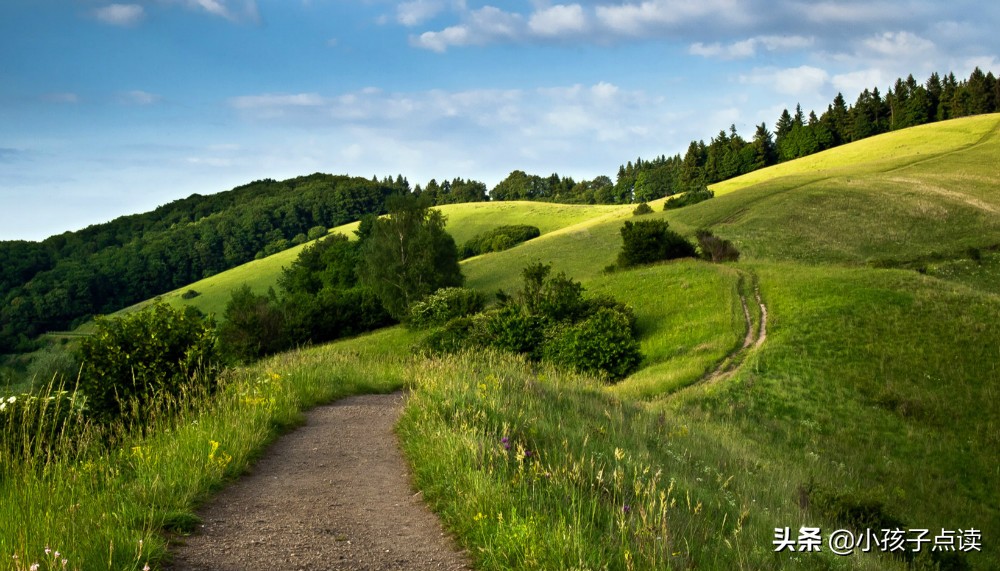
[1, 0, 997, 241]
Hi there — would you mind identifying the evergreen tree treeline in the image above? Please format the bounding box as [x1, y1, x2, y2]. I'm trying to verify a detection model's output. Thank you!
[491, 67, 998, 205]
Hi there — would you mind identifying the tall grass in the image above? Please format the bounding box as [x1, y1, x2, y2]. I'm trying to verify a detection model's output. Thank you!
[398, 350, 897, 570]
[0, 333, 410, 571]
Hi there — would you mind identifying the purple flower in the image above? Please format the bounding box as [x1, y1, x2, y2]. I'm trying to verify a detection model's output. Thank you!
[622, 504, 631, 514]
[524, 450, 532, 458]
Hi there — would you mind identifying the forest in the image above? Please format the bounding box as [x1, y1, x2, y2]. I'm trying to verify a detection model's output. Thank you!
[1, 68, 997, 354]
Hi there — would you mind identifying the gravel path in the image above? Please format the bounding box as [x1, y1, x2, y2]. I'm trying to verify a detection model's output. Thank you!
[169, 392, 471, 571]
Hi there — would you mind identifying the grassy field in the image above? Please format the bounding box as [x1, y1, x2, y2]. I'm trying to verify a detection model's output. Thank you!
[6, 115, 999, 569]
[150, 201, 624, 318]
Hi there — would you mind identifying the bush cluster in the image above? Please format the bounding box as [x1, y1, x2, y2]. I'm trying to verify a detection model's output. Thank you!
[460, 225, 541, 259]
[664, 187, 714, 209]
[632, 202, 654, 215]
[408, 287, 486, 329]
[695, 229, 741, 262]
[77, 302, 220, 424]
[616, 219, 697, 268]
[422, 263, 642, 381]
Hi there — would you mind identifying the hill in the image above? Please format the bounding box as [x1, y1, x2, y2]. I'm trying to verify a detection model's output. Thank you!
[6, 115, 998, 569]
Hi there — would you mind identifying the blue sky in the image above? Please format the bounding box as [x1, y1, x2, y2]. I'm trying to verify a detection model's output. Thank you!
[1, 0, 996, 240]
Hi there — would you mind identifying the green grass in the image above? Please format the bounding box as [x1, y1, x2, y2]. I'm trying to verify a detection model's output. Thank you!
[673, 114, 1000, 265]
[10, 115, 1000, 569]
[0, 342, 410, 571]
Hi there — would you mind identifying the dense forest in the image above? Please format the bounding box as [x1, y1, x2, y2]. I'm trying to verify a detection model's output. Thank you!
[1, 68, 997, 353]
[0, 174, 409, 352]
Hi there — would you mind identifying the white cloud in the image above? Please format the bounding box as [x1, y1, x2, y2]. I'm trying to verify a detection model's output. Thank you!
[831, 69, 890, 96]
[180, 0, 260, 22]
[862, 31, 935, 59]
[223, 81, 677, 177]
[594, 0, 751, 37]
[795, 1, 904, 24]
[412, 5, 522, 51]
[397, 0, 443, 26]
[528, 4, 588, 37]
[230, 93, 326, 109]
[94, 4, 145, 26]
[741, 65, 830, 97]
[690, 35, 814, 59]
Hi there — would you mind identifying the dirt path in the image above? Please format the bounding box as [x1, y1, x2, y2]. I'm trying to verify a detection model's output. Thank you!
[169, 393, 471, 571]
[698, 276, 768, 386]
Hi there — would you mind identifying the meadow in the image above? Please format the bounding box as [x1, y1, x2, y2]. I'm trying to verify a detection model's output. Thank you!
[3, 114, 998, 569]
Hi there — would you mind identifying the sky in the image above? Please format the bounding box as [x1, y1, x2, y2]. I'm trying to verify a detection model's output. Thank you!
[1, 0, 997, 241]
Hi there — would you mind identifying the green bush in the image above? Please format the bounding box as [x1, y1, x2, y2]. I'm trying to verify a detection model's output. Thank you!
[408, 287, 487, 329]
[664, 187, 714, 209]
[542, 306, 642, 381]
[77, 302, 220, 424]
[218, 286, 286, 362]
[470, 305, 546, 357]
[616, 220, 697, 268]
[695, 229, 741, 262]
[420, 263, 643, 380]
[460, 225, 541, 258]
[632, 202, 654, 215]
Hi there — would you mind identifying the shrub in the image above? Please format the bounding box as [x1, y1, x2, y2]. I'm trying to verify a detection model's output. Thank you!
[542, 306, 642, 381]
[460, 225, 541, 258]
[217, 285, 286, 362]
[77, 302, 219, 424]
[408, 287, 487, 329]
[632, 202, 654, 215]
[307, 225, 328, 241]
[471, 305, 546, 357]
[664, 187, 714, 209]
[420, 262, 643, 381]
[695, 229, 741, 262]
[181, 289, 200, 299]
[616, 220, 697, 268]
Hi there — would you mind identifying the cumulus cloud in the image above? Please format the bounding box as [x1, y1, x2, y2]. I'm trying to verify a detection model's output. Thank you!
[94, 4, 145, 26]
[412, 6, 522, 51]
[594, 0, 752, 37]
[528, 4, 588, 37]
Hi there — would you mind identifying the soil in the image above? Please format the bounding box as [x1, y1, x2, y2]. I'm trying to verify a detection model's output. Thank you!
[169, 392, 471, 571]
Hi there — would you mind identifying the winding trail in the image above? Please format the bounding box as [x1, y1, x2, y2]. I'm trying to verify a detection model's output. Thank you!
[169, 393, 470, 571]
[698, 273, 768, 387]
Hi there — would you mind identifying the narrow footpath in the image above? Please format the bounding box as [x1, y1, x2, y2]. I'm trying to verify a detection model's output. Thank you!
[170, 393, 471, 571]
[699, 274, 768, 386]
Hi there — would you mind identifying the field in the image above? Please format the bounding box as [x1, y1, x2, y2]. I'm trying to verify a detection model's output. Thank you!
[3, 114, 998, 570]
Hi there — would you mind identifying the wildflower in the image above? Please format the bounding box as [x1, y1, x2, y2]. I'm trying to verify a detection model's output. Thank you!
[30, 564, 39, 571]
[623, 504, 631, 514]
[6, 396, 14, 404]
[501, 437, 510, 450]
[45, 547, 51, 556]
[143, 564, 150, 571]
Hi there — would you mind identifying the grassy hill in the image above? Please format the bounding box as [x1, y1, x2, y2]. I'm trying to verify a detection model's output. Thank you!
[11, 115, 998, 569]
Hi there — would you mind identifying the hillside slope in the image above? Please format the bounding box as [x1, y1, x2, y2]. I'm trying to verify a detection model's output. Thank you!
[95, 115, 1000, 569]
